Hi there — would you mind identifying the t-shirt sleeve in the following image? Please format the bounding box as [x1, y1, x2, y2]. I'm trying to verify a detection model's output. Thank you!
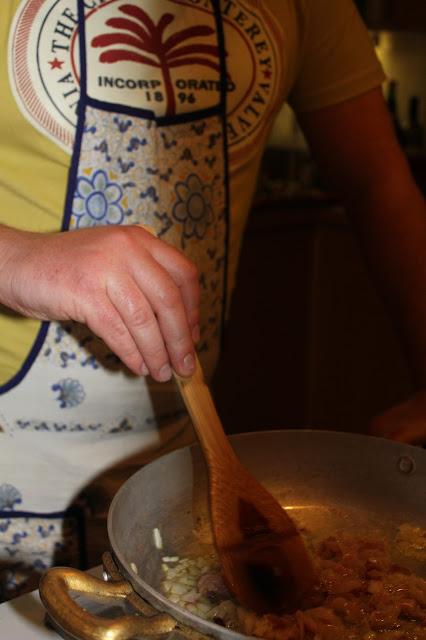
[288, 0, 386, 113]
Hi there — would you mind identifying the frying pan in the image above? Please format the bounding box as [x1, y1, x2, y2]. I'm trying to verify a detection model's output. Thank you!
[39, 430, 426, 640]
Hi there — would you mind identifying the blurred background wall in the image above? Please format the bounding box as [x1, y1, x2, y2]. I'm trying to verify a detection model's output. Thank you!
[212, 1, 426, 436]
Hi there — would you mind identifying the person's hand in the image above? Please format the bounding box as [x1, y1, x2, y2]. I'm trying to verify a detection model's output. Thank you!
[370, 390, 426, 445]
[0, 224, 199, 381]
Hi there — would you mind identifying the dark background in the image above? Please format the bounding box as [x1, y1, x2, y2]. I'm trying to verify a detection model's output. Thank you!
[212, 0, 425, 436]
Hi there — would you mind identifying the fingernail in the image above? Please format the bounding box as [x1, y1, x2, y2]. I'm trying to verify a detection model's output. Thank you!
[158, 363, 172, 381]
[192, 324, 200, 344]
[141, 362, 149, 376]
[183, 352, 195, 374]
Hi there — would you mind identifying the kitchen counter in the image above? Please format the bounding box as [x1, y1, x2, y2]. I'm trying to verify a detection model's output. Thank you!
[0, 589, 55, 639]
[0, 567, 187, 640]
[0, 566, 104, 639]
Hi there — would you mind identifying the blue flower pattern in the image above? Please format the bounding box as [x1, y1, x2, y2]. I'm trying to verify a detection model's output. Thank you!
[52, 379, 86, 408]
[0, 507, 81, 601]
[2, 101, 229, 600]
[42, 321, 117, 372]
[39, 110, 225, 387]
[173, 174, 213, 244]
[72, 169, 124, 228]
[0, 484, 22, 510]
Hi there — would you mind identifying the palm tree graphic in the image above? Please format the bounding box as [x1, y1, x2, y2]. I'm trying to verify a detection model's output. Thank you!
[92, 3, 223, 116]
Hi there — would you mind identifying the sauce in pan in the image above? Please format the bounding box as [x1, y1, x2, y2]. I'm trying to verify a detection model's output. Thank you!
[160, 528, 426, 639]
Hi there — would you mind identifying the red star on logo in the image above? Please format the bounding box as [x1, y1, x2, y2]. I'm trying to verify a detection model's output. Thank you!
[48, 58, 64, 70]
[262, 68, 272, 80]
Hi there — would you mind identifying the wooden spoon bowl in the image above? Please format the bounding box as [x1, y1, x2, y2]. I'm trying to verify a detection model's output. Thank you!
[175, 356, 318, 614]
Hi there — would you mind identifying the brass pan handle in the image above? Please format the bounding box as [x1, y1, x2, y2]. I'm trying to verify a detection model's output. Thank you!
[39, 566, 176, 640]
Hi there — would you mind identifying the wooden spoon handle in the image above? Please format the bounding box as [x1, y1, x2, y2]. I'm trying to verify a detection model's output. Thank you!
[175, 356, 237, 468]
[140, 226, 238, 470]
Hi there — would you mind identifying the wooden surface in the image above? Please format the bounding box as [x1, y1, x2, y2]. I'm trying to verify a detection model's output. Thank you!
[212, 201, 412, 436]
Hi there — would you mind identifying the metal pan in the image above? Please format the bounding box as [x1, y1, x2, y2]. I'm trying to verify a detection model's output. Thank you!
[39, 430, 426, 640]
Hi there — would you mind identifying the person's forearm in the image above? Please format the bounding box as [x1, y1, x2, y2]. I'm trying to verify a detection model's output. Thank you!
[346, 178, 426, 388]
[0, 224, 33, 308]
[0, 223, 199, 380]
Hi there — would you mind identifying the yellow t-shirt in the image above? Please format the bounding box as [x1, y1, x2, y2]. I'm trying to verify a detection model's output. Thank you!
[0, 0, 384, 386]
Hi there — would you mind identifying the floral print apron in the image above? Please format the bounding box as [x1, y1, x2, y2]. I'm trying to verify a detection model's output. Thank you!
[0, 0, 229, 600]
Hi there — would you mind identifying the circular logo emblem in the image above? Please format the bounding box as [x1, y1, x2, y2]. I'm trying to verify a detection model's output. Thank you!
[9, 0, 283, 165]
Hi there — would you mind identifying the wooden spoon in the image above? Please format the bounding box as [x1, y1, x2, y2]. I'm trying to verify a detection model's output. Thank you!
[175, 356, 318, 614]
